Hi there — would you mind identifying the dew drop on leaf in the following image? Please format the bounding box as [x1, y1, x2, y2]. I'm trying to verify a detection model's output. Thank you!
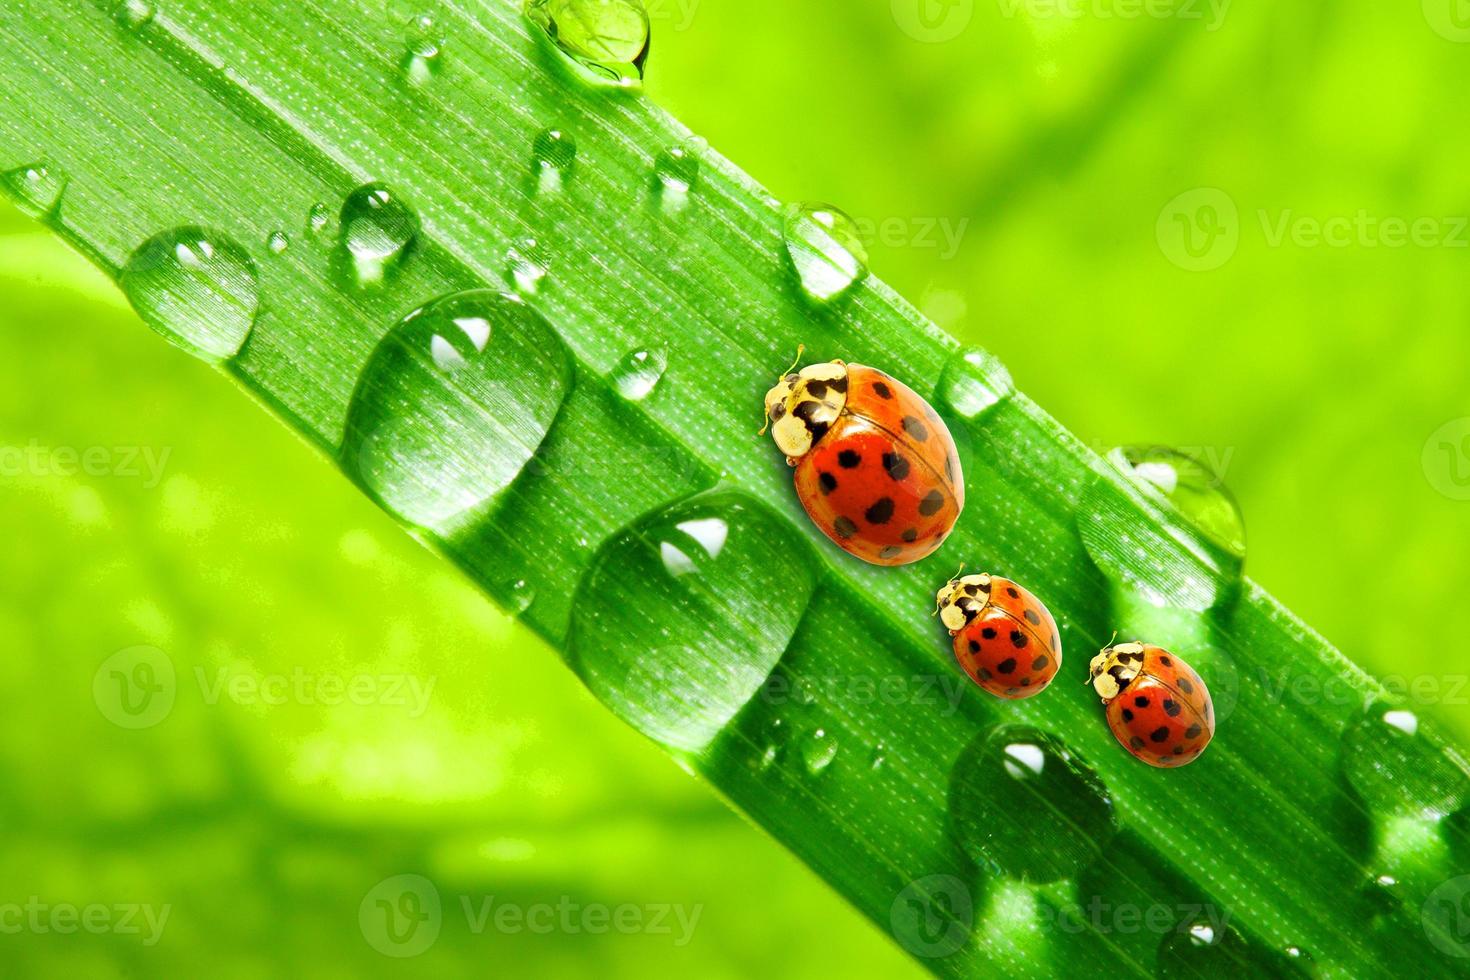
[938, 347, 1014, 420]
[340, 182, 419, 285]
[504, 578, 536, 615]
[401, 14, 445, 86]
[783, 203, 868, 302]
[307, 202, 331, 237]
[340, 289, 572, 527]
[1340, 703, 1470, 819]
[267, 230, 290, 255]
[654, 145, 699, 195]
[800, 728, 838, 775]
[567, 491, 819, 753]
[948, 726, 1116, 882]
[532, 128, 577, 191]
[524, 0, 650, 88]
[504, 237, 549, 294]
[0, 161, 68, 218]
[114, 0, 156, 30]
[120, 227, 259, 362]
[1121, 446, 1246, 565]
[609, 346, 667, 402]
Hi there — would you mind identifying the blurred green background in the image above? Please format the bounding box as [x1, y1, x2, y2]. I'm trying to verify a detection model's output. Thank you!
[3, 0, 1469, 975]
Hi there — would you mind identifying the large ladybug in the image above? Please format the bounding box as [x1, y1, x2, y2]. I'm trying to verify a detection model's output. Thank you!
[1088, 642, 1215, 768]
[936, 573, 1061, 699]
[763, 355, 963, 565]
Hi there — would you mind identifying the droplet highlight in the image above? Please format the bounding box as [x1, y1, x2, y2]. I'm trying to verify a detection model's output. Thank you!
[532, 128, 577, 192]
[340, 183, 420, 284]
[525, 0, 650, 87]
[609, 346, 667, 402]
[567, 491, 820, 753]
[0, 161, 68, 218]
[938, 347, 1015, 420]
[115, 0, 156, 30]
[120, 227, 259, 362]
[341, 289, 572, 527]
[267, 230, 290, 255]
[505, 237, 549, 294]
[1341, 703, 1469, 819]
[1121, 446, 1246, 566]
[948, 726, 1116, 882]
[783, 203, 868, 302]
[800, 728, 838, 775]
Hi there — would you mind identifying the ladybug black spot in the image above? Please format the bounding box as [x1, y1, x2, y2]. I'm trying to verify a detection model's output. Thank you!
[978, 667, 992, 681]
[1024, 609, 1041, 625]
[770, 402, 787, 421]
[882, 452, 911, 481]
[879, 545, 903, 559]
[918, 490, 945, 516]
[1121, 708, 1134, 722]
[1020, 678, 1032, 686]
[1163, 699, 1182, 717]
[865, 497, 895, 524]
[1150, 726, 1170, 743]
[968, 640, 981, 653]
[1006, 587, 1019, 599]
[1031, 655, 1049, 672]
[832, 516, 858, 539]
[1134, 696, 1150, 708]
[1009, 631, 1027, 648]
[981, 628, 997, 640]
[1177, 677, 1195, 694]
[901, 528, 918, 542]
[837, 450, 862, 469]
[1173, 746, 1185, 756]
[1185, 723, 1203, 739]
[997, 658, 1017, 675]
[902, 416, 929, 441]
[818, 472, 837, 494]
[1129, 736, 1145, 750]
[872, 381, 893, 399]
[806, 379, 828, 398]
[1160, 656, 1173, 667]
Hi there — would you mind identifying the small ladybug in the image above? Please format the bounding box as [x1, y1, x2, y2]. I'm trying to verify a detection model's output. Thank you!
[762, 353, 963, 566]
[935, 573, 1061, 699]
[1088, 642, 1214, 768]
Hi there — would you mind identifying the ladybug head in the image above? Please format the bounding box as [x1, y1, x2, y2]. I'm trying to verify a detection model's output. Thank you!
[1088, 642, 1145, 702]
[935, 572, 992, 633]
[763, 360, 849, 460]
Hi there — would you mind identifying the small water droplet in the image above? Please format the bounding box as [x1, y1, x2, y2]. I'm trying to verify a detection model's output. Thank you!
[115, 0, 156, 30]
[948, 726, 1116, 882]
[341, 289, 572, 526]
[0, 161, 68, 218]
[757, 743, 779, 771]
[1121, 446, 1246, 565]
[800, 728, 838, 775]
[504, 237, 549, 294]
[609, 346, 667, 402]
[532, 128, 577, 192]
[308, 202, 331, 236]
[870, 743, 887, 770]
[783, 203, 868, 302]
[505, 579, 536, 615]
[938, 347, 1015, 420]
[339, 183, 419, 284]
[567, 491, 820, 753]
[120, 227, 259, 361]
[524, 0, 650, 87]
[654, 145, 699, 196]
[1341, 703, 1469, 819]
[267, 230, 290, 254]
[401, 14, 445, 86]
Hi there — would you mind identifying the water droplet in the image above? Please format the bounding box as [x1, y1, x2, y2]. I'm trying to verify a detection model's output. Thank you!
[948, 726, 1116, 882]
[115, 0, 156, 30]
[609, 346, 667, 402]
[524, 0, 650, 87]
[120, 227, 259, 361]
[401, 13, 445, 85]
[341, 289, 572, 526]
[340, 183, 420, 284]
[783, 203, 868, 302]
[267, 230, 290, 255]
[308, 202, 331, 237]
[0, 161, 68, 218]
[1120, 446, 1246, 565]
[504, 237, 549, 294]
[1341, 703, 1469, 819]
[938, 347, 1015, 420]
[800, 728, 838, 775]
[504, 579, 536, 615]
[654, 145, 699, 195]
[567, 491, 820, 753]
[532, 128, 577, 191]
[870, 743, 887, 770]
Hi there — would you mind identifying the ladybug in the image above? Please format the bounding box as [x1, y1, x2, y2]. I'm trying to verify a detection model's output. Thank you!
[935, 573, 1061, 699]
[762, 354, 963, 566]
[1088, 642, 1214, 768]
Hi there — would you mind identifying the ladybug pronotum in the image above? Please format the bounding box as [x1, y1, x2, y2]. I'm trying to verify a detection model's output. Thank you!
[1088, 642, 1215, 768]
[935, 573, 1062, 699]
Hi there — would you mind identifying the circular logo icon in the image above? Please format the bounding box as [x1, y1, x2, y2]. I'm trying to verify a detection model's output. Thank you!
[1424, 0, 1470, 42]
[1156, 188, 1240, 272]
[359, 874, 442, 958]
[1423, 418, 1470, 501]
[889, 873, 973, 958]
[892, 0, 975, 43]
[1423, 874, 1470, 959]
[93, 645, 176, 729]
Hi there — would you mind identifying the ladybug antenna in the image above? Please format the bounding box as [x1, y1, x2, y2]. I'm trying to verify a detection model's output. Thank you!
[782, 344, 807, 377]
[932, 564, 966, 616]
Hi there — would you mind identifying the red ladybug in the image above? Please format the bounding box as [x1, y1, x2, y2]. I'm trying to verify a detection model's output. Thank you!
[935, 573, 1061, 699]
[762, 355, 963, 566]
[1088, 643, 1214, 768]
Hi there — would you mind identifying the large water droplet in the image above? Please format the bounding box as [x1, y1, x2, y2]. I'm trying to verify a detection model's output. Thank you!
[505, 237, 549, 294]
[340, 183, 420, 284]
[948, 726, 1116, 882]
[267, 230, 290, 255]
[120, 227, 259, 362]
[532, 128, 577, 192]
[400, 13, 445, 86]
[0, 161, 68, 218]
[783, 203, 868, 302]
[939, 347, 1015, 420]
[800, 728, 838, 775]
[525, 0, 650, 87]
[115, 0, 156, 30]
[341, 289, 572, 527]
[1341, 703, 1469, 819]
[567, 491, 820, 753]
[609, 346, 667, 402]
[1120, 446, 1246, 565]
